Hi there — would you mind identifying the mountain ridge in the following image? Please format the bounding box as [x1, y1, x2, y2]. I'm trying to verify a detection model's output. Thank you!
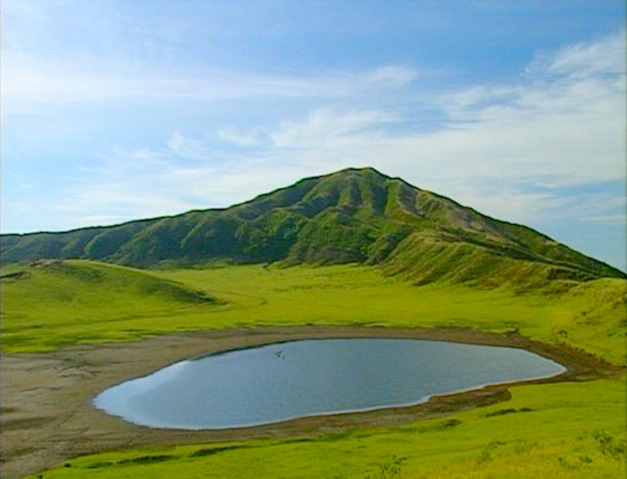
[2, 167, 624, 287]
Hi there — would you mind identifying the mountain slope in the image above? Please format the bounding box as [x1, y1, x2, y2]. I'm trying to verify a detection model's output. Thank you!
[1, 168, 623, 287]
[0, 259, 217, 351]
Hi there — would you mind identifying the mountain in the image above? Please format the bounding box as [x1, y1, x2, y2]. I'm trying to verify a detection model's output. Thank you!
[2, 168, 624, 287]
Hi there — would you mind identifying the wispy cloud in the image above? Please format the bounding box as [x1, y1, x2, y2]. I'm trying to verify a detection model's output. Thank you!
[217, 128, 263, 148]
[271, 109, 399, 149]
[167, 132, 215, 161]
[44, 31, 625, 231]
[526, 30, 626, 78]
[3, 1, 422, 113]
[581, 215, 626, 224]
[1, 53, 419, 115]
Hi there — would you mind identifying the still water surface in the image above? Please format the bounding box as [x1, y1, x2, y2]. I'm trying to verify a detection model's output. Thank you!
[94, 339, 565, 430]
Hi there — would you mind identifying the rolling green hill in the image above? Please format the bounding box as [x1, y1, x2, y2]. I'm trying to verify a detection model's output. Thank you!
[2, 168, 623, 288]
[0, 259, 219, 352]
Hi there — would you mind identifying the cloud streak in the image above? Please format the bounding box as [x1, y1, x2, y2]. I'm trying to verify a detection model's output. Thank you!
[2, 54, 419, 114]
[39, 31, 624, 231]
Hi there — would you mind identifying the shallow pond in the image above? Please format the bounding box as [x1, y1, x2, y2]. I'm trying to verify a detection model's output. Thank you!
[94, 338, 565, 430]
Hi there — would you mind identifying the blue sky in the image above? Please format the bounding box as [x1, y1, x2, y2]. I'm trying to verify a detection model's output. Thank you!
[2, 0, 626, 270]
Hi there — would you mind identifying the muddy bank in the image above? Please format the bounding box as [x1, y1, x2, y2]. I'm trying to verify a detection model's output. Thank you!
[0, 326, 621, 479]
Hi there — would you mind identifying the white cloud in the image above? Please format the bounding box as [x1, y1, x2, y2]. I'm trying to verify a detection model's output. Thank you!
[365, 65, 419, 88]
[1, 50, 420, 115]
[167, 131, 214, 160]
[527, 29, 626, 79]
[217, 128, 263, 147]
[7, 30, 625, 240]
[581, 215, 626, 224]
[271, 109, 397, 149]
[252, 31, 626, 215]
[2, 1, 421, 113]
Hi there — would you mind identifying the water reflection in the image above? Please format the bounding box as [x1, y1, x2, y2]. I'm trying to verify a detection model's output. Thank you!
[94, 339, 565, 430]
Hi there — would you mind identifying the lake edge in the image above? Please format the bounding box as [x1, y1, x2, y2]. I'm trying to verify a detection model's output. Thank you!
[93, 337, 567, 430]
[2, 325, 621, 478]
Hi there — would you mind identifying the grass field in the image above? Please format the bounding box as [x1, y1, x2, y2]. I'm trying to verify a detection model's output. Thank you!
[2, 260, 626, 478]
[20, 380, 627, 478]
[2, 261, 625, 364]
[0, 260, 222, 352]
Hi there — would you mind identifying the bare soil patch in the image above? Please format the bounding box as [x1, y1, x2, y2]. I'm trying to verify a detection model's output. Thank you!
[0, 326, 620, 479]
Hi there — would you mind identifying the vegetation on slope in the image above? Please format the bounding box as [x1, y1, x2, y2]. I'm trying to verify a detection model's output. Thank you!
[2, 168, 623, 287]
[3, 262, 625, 364]
[0, 260, 218, 352]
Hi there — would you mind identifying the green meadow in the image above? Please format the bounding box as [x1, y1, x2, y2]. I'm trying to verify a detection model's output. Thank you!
[2, 260, 626, 478]
[19, 380, 627, 479]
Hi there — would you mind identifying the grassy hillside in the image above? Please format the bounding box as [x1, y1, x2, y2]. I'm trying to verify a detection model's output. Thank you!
[156, 265, 627, 366]
[0, 260, 219, 352]
[2, 262, 625, 363]
[2, 168, 623, 287]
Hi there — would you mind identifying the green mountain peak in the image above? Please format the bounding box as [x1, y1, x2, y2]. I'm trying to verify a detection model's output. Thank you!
[2, 167, 624, 288]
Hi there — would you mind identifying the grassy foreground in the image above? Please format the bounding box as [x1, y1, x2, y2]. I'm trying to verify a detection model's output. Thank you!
[2, 260, 626, 478]
[21, 380, 627, 478]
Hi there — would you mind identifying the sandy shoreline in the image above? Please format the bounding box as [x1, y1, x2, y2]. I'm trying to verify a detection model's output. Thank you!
[0, 326, 621, 479]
